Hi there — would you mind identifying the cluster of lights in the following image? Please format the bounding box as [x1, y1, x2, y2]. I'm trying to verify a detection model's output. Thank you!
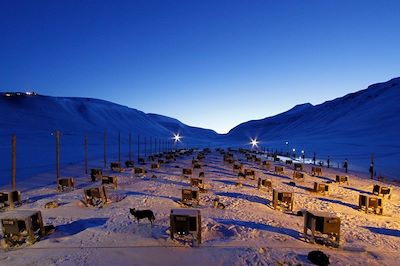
[285, 141, 306, 159]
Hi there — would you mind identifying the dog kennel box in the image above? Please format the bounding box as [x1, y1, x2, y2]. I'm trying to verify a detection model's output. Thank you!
[182, 168, 193, 177]
[83, 186, 108, 207]
[90, 168, 102, 182]
[138, 158, 146, 165]
[57, 178, 75, 192]
[151, 163, 160, 169]
[285, 160, 293, 165]
[372, 185, 391, 199]
[0, 210, 45, 247]
[193, 163, 202, 169]
[274, 166, 284, 175]
[110, 162, 122, 172]
[125, 160, 135, 168]
[101, 176, 117, 189]
[313, 182, 329, 193]
[335, 175, 349, 184]
[0, 191, 22, 209]
[166, 154, 175, 161]
[359, 194, 383, 215]
[223, 154, 232, 162]
[272, 189, 294, 211]
[232, 163, 242, 172]
[311, 167, 322, 176]
[293, 163, 303, 171]
[181, 188, 199, 205]
[190, 178, 204, 189]
[293, 171, 305, 181]
[262, 161, 271, 170]
[258, 178, 272, 190]
[134, 167, 146, 175]
[304, 210, 340, 246]
[170, 208, 201, 244]
[244, 169, 256, 180]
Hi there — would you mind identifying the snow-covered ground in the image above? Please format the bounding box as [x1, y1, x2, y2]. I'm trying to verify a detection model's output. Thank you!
[1, 150, 399, 265]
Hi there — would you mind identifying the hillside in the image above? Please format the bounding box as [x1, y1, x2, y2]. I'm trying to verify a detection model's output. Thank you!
[227, 77, 400, 178]
[0, 95, 218, 186]
[0, 77, 399, 185]
[147, 113, 220, 142]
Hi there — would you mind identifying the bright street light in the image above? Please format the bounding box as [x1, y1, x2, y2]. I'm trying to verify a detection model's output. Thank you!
[173, 133, 182, 143]
[250, 138, 259, 148]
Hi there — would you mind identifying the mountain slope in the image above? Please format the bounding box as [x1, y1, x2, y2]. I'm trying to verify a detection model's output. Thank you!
[147, 113, 219, 141]
[0, 95, 218, 186]
[227, 77, 400, 178]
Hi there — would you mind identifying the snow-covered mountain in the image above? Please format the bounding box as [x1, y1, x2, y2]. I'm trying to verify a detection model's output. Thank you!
[0, 95, 219, 186]
[0, 77, 399, 186]
[226, 77, 400, 178]
[147, 113, 219, 142]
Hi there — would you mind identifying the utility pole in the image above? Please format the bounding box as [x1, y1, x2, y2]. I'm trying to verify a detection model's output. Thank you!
[137, 135, 140, 163]
[104, 129, 107, 168]
[118, 131, 121, 162]
[56, 130, 60, 183]
[84, 134, 88, 175]
[144, 137, 147, 157]
[11, 134, 16, 190]
[370, 153, 375, 179]
[129, 132, 132, 161]
[150, 137, 152, 156]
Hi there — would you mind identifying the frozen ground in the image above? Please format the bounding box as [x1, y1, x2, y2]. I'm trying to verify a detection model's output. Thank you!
[1, 150, 399, 265]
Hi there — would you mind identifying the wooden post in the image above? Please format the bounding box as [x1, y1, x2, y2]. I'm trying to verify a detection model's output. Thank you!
[56, 130, 60, 183]
[144, 137, 147, 157]
[118, 131, 121, 162]
[84, 134, 88, 175]
[11, 134, 16, 190]
[370, 153, 375, 179]
[150, 137, 152, 156]
[197, 211, 202, 244]
[137, 135, 140, 163]
[104, 129, 107, 168]
[129, 132, 132, 161]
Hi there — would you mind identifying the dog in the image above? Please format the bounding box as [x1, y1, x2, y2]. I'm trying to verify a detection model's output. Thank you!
[307, 250, 329, 266]
[129, 208, 155, 224]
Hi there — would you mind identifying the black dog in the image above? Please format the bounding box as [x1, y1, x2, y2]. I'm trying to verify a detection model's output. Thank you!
[129, 208, 155, 225]
[307, 250, 329, 266]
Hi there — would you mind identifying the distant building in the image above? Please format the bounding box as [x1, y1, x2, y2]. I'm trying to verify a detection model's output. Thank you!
[3, 91, 38, 97]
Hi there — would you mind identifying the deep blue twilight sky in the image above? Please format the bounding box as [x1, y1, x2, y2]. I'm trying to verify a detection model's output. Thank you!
[1, 0, 399, 133]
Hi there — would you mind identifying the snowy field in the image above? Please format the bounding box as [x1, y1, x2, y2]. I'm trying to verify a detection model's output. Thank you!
[0, 149, 399, 265]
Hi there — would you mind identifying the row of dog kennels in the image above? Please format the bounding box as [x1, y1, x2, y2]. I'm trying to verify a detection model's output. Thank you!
[0, 140, 396, 248]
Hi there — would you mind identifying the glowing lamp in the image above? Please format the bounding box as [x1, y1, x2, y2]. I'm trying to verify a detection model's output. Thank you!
[173, 133, 182, 143]
[250, 138, 259, 148]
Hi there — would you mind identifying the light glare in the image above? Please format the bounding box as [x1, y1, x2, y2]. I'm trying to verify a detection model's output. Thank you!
[250, 138, 259, 148]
